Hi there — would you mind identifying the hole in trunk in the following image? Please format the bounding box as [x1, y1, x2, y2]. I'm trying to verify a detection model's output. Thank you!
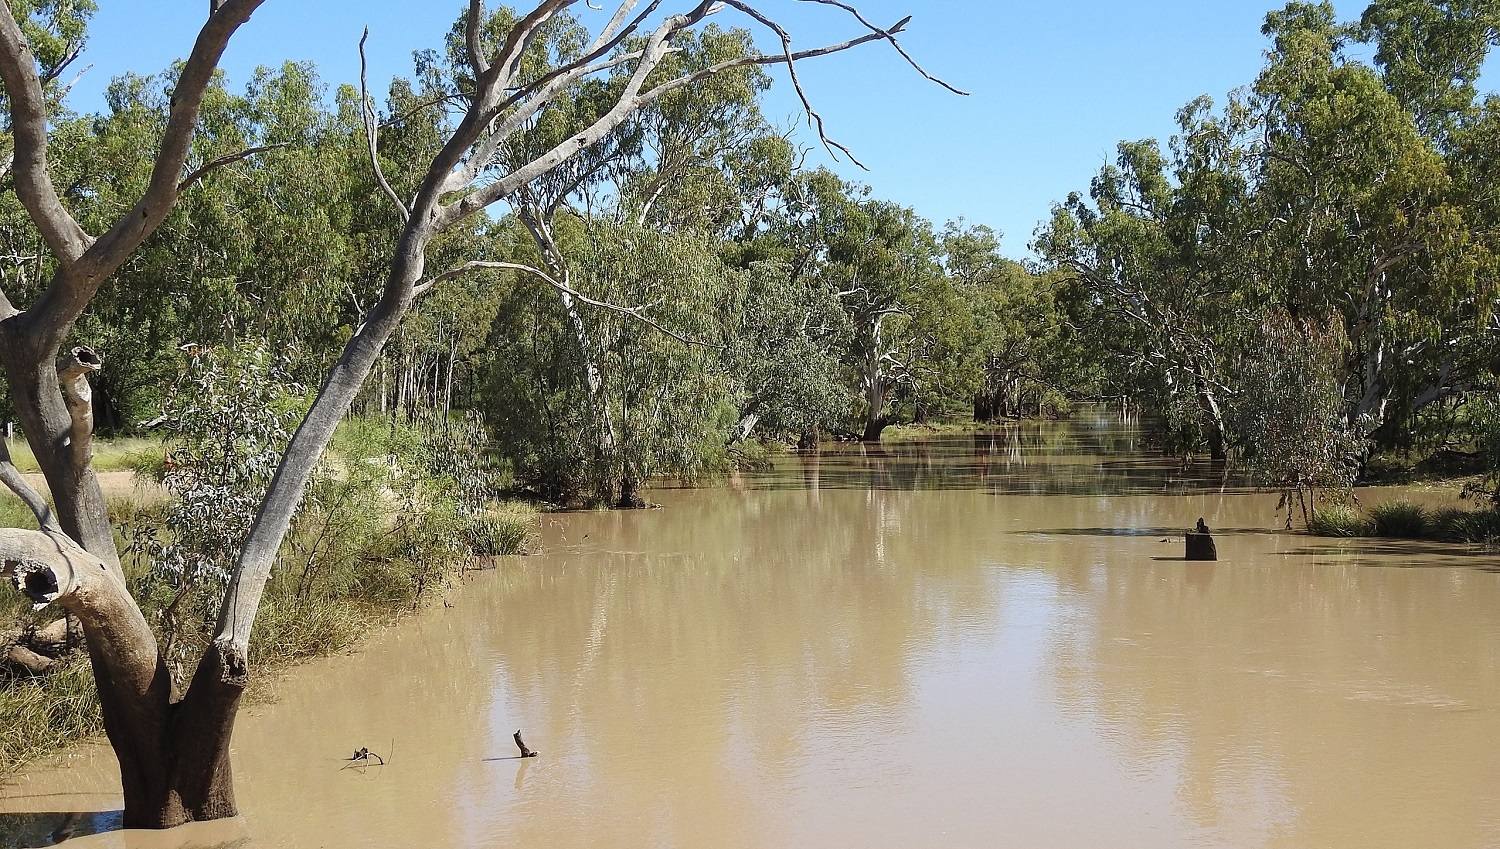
[21, 567, 58, 601]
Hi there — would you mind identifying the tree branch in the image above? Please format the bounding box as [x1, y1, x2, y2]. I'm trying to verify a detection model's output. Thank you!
[177, 143, 291, 192]
[0, 438, 59, 534]
[360, 28, 410, 222]
[466, 0, 491, 78]
[0, 6, 92, 264]
[18, 0, 269, 350]
[0, 525, 165, 706]
[415, 260, 724, 349]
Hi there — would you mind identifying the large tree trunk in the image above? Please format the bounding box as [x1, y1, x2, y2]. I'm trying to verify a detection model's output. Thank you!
[861, 319, 888, 442]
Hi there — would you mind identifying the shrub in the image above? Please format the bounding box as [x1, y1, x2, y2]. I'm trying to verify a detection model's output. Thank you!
[1429, 507, 1500, 544]
[1369, 500, 1431, 538]
[1308, 504, 1373, 537]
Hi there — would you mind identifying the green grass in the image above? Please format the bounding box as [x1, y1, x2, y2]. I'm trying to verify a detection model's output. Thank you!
[3, 436, 162, 474]
[0, 658, 102, 771]
[466, 503, 538, 557]
[1308, 504, 1374, 537]
[1429, 507, 1500, 544]
[1369, 500, 1432, 538]
[1308, 498, 1499, 544]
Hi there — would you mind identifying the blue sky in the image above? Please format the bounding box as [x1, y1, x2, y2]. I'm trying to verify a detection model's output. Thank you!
[68, 1, 1387, 257]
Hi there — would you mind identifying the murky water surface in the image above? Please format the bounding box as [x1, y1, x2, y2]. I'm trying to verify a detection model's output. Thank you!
[4, 415, 1500, 848]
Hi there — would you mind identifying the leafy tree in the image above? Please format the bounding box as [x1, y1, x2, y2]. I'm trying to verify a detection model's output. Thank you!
[0, 0, 931, 826]
[129, 343, 305, 688]
[1234, 313, 1364, 525]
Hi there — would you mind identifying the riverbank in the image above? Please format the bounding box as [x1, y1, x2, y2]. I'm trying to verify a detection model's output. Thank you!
[8, 422, 1499, 849]
[0, 419, 538, 776]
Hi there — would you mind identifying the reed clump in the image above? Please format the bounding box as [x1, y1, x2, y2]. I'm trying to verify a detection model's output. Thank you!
[1309, 498, 1498, 544]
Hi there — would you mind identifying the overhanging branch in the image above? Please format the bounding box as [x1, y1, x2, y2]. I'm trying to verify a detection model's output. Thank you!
[414, 260, 724, 349]
[360, 29, 411, 222]
[178, 143, 292, 192]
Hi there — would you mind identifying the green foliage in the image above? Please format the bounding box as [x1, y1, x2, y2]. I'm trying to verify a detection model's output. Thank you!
[1235, 314, 1364, 496]
[126, 343, 307, 681]
[1429, 506, 1500, 542]
[1307, 500, 1498, 542]
[1464, 392, 1500, 504]
[1358, 0, 1500, 139]
[1308, 504, 1375, 537]
[1369, 499, 1433, 537]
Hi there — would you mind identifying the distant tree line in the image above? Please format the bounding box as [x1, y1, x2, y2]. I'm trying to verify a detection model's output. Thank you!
[0, 9, 1067, 507]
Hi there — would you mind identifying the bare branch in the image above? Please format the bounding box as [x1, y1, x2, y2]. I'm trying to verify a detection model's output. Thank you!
[177, 143, 291, 192]
[584, 0, 651, 54]
[17, 0, 269, 349]
[360, 29, 410, 222]
[0, 8, 92, 263]
[792, 2, 967, 95]
[440, 4, 668, 195]
[490, 0, 576, 91]
[443, 4, 720, 222]
[715, 0, 870, 167]
[54, 61, 92, 102]
[466, 0, 491, 78]
[414, 260, 724, 349]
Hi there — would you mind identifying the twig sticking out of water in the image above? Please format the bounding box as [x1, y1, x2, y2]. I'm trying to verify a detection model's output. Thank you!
[341, 746, 386, 769]
[514, 730, 539, 758]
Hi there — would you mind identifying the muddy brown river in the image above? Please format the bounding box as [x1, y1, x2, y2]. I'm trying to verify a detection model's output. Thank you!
[3, 415, 1499, 848]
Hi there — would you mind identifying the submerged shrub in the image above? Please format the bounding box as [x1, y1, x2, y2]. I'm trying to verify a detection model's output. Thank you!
[1429, 508, 1500, 544]
[1308, 505, 1373, 537]
[1369, 500, 1431, 538]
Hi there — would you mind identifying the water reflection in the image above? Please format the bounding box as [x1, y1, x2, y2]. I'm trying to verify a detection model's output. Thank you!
[1, 415, 1497, 848]
[751, 418, 1244, 496]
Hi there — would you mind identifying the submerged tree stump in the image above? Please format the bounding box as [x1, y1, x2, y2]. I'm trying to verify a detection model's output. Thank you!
[1185, 517, 1217, 561]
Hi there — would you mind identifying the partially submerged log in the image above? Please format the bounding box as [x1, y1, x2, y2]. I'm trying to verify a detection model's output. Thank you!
[1185, 517, 1217, 561]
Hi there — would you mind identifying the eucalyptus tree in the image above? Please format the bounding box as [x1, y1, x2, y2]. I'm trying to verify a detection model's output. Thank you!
[0, 0, 931, 827]
[1358, 0, 1500, 142]
[945, 223, 1071, 421]
[1036, 129, 1251, 459]
[725, 257, 851, 444]
[1041, 1, 1500, 458]
[64, 61, 369, 426]
[790, 171, 944, 441]
[1251, 2, 1485, 441]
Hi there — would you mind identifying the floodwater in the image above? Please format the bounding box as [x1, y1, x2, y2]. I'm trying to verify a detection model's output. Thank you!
[3, 414, 1500, 848]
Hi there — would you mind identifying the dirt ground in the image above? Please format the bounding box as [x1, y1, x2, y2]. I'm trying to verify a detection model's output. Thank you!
[21, 470, 166, 502]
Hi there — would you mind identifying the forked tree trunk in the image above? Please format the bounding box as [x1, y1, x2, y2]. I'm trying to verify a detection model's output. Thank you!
[0, 0, 933, 829]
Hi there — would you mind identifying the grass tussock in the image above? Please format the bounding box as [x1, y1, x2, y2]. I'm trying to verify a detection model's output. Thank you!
[1308, 504, 1373, 537]
[1308, 498, 1499, 544]
[1369, 500, 1432, 538]
[0, 659, 102, 770]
